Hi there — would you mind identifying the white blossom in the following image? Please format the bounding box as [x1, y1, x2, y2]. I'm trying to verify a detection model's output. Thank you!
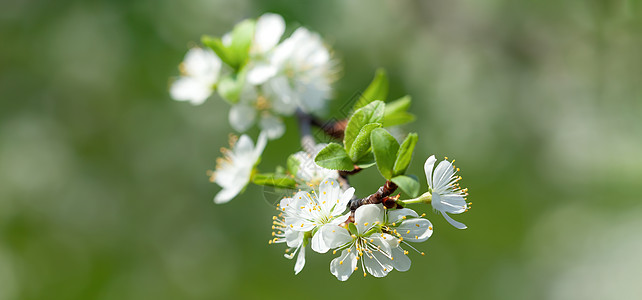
[270, 196, 307, 274]
[209, 132, 267, 204]
[424, 155, 469, 229]
[382, 207, 434, 271]
[323, 204, 406, 280]
[289, 144, 338, 186]
[170, 47, 221, 105]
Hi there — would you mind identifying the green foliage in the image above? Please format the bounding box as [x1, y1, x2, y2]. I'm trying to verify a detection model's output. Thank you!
[286, 154, 300, 176]
[202, 35, 235, 67]
[315, 143, 354, 171]
[354, 68, 389, 111]
[354, 152, 376, 169]
[393, 133, 418, 176]
[348, 123, 381, 162]
[344, 100, 385, 151]
[201, 19, 255, 71]
[383, 95, 415, 127]
[370, 128, 399, 179]
[391, 174, 420, 198]
[251, 173, 297, 189]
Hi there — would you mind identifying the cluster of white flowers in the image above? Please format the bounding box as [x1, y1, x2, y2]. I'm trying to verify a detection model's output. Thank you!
[170, 13, 473, 281]
[170, 13, 335, 140]
[270, 177, 438, 280]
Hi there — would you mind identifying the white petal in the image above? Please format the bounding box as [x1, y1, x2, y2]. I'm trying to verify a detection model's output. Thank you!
[423, 155, 437, 190]
[364, 250, 393, 278]
[253, 131, 268, 159]
[441, 211, 467, 229]
[432, 192, 466, 215]
[397, 218, 433, 242]
[228, 104, 257, 132]
[330, 213, 350, 226]
[369, 235, 393, 256]
[285, 230, 303, 248]
[233, 134, 255, 157]
[294, 246, 306, 274]
[253, 13, 285, 53]
[264, 76, 297, 115]
[354, 204, 384, 234]
[183, 47, 221, 81]
[213, 184, 243, 204]
[318, 178, 341, 213]
[387, 208, 419, 224]
[259, 114, 285, 140]
[321, 224, 352, 249]
[330, 248, 357, 281]
[391, 246, 411, 272]
[333, 187, 355, 216]
[247, 63, 278, 84]
[311, 225, 330, 253]
[433, 160, 455, 192]
[170, 77, 212, 105]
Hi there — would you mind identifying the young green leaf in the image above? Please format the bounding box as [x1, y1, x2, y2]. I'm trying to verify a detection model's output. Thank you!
[383, 95, 415, 127]
[354, 68, 389, 111]
[348, 123, 382, 162]
[391, 175, 420, 198]
[252, 173, 297, 189]
[371, 128, 400, 179]
[354, 152, 376, 169]
[344, 100, 385, 151]
[216, 71, 245, 103]
[315, 143, 354, 171]
[392, 133, 418, 176]
[201, 35, 234, 67]
[229, 19, 255, 69]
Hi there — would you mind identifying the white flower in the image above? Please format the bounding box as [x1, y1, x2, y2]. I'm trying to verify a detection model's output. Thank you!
[270, 196, 307, 274]
[209, 132, 267, 204]
[289, 144, 338, 186]
[285, 178, 354, 254]
[382, 207, 434, 271]
[251, 13, 285, 57]
[247, 27, 335, 115]
[322, 204, 405, 280]
[170, 47, 221, 105]
[424, 155, 469, 229]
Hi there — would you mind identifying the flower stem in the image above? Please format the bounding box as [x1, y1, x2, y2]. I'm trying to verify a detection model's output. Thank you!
[400, 192, 432, 205]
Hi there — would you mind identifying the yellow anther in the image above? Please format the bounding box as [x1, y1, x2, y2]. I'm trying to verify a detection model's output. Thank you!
[421, 252, 425, 256]
[323, 191, 326, 195]
[415, 224, 420, 227]
[354, 267, 358, 271]
[399, 237, 403, 241]
[404, 250, 409, 255]
[339, 261, 343, 265]
[421, 213, 426, 217]
[428, 226, 433, 230]
[406, 230, 410, 234]
[364, 222, 369, 226]
[333, 250, 337, 254]
[415, 235, 419, 239]
[392, 223, 396, 226]
[300, 224, 304, 227]
[290, 224, 294, 228]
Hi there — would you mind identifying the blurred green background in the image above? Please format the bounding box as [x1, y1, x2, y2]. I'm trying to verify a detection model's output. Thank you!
[2, 0, 642, 299]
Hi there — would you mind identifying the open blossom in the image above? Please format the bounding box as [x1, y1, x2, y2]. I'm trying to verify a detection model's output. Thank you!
[247, 27, 335, 115]
[322, 204, 404, 280]
[209, 132, 267, 204]
[270, 177, 353, 273]
[170, 47, 221, 105]
[424, 155, 469, 229]
[289, 144, 338, 187]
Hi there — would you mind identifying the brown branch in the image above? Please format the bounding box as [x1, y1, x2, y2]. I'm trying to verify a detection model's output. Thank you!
[346, 181, 400, 222]
[311, 118, 348, 140]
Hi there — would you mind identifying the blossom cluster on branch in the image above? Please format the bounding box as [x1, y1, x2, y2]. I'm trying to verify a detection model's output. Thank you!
[170, 13, 471, 280]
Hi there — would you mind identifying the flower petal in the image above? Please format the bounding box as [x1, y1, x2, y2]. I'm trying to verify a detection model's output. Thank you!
[354, 204, 384, 234]
[311, 225, 330, 253]
[228, 104, 257, 132]
[321, 224, 352, 249]
[170, 77, 212, 105]
[364, 250, 393, 278]
[397, 218, 433, 242]
[330, 248, 357, 281]
[253, 13, 285, 54]
[387, 208, 419, 224]
[391, 246, 411, 272]
[247, 63, 278, 84]
[333, 187, 354, 217]
[433, 160, 455, 192]
[423, 155, 437, 190]
[294, 246, 306, 274]
[183, 47, 221, 81]
[285, 229, 303, 248]
[318, 178, 341, 213]
[441, 211, 467, 230]
[259, 114, 285, 140]
[213, 184, 243, 204]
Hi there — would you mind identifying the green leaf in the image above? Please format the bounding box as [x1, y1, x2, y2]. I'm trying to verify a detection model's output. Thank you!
[391, 175, 420, 198]
[286, 154, 300, 176]
[354, 152, 376, 169]
[348, 123, 382, 162]
[348, 222, 358, 235]
[354, 68, 389, 111]
[370, 128, 400, 179]
[216, 70, 245, 103]
[315, 143, 354, 171]
[229, 19, 255, 69]
[383, 95, 415, 127]
[344, 100, 385, 151]
[393, 133, 418, 176]
[252, 173, 297, 189]
[201, 35, 234, 67]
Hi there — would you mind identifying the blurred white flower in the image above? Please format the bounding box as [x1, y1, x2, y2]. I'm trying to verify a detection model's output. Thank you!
[290, 144, 338, 186]
[322, 204, 404, 280]
[424, 155, 469, 229]
[248, 27, 335, 115]
[209, 132, 267, 204]
[251, 13, 285, 57]
[170, 47, 221, 105]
